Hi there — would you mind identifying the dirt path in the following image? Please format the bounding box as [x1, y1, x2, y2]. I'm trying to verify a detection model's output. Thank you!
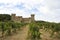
[4, 25, 29, 40]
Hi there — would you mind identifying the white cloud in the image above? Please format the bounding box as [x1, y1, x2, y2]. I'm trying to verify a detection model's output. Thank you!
[0, 0, 60, 22]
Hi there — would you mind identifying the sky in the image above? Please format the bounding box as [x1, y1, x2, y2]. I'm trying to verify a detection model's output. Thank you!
[0, 0, 60, 23]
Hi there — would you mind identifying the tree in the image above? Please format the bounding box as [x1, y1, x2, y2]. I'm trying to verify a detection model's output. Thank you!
[0, 14, 11, 21]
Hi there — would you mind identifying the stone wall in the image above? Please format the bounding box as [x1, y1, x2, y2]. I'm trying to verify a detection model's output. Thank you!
[11, 14, 35, 23]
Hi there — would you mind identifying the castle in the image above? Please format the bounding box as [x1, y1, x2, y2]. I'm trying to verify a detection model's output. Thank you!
[11, 14, 35, 23]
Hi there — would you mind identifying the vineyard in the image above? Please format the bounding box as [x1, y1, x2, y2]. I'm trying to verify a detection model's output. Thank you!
[0, 14, 60, 40]
[0, 21, 27, 40]
[0, 21, 60, 40]
[35, 21, 60, 40]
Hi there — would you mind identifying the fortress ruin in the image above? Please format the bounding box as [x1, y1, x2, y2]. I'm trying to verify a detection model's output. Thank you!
[11, 14, 35, 23]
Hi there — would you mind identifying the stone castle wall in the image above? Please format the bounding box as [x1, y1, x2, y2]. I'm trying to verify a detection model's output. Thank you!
[11, 14, 35, 23]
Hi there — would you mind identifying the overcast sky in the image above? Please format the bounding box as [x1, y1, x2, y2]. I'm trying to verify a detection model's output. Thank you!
[0, 0, 60, 23]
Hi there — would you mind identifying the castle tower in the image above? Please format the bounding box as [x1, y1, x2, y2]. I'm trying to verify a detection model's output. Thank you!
[31, 14, 35, 22]
[11, 14, 16, 21]
[19, 16, 22, 22]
